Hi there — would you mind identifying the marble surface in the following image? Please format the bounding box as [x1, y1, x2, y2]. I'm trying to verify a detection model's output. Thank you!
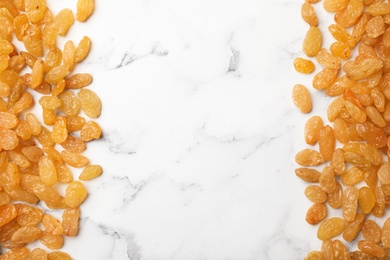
[45, 0, 330, 259]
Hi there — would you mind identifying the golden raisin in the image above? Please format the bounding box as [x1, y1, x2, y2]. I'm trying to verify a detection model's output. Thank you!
[317, 217, 345, 240]
[292, 84, 312, 113]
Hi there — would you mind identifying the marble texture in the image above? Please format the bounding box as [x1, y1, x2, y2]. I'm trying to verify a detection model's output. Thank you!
[44, 0, 333, 259]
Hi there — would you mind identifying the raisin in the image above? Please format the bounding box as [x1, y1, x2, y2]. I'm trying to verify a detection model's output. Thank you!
[317, 217, 345, 240]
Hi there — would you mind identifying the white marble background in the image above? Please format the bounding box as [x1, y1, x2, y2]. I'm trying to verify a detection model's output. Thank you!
[46, 0, 329, 259]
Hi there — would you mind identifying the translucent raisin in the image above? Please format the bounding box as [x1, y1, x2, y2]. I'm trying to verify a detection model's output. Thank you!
[340, 166, 364, 186]
[51, 116, 68, 144]
[294, 57, 315, 74]
[77, 88, 102, 118]
[312, 67, 339, 90]
[318, 125, 335, 161]
[61, 150, 89, 168]
[42, 214, 64, 235]
[296, 149, 325, 166]
[306, 203, 327, 225]
[319, 166, 337, 194]
[40, 231, 64, 250]
[78, 164, 102, 181]
[62, 207, 80, 237]
[305, 185, 328, 203]
[64, 181, 87, 208]
[74, 36, 91, 63]
[54, 9, 74, 36]
[315, 48, 341, 70]
[328, 181, 343, 209]
[15, 204, 43, 227]
[333, 240, 350, 259]
[295, 168, 321, 183]
[343, 213, 365, 242]
[303, 27, 322, 57]
[80, 121, 101, 142]
[59, 90, 81, 116]
[358, 186, 375, 214]
[342, 186, 359, 222]
[11, 226, 42, 243]
[38, 156, 57, 187]
[317, 217, 345, 240]
[357, 240, 385, 258]
[382, 217, 390, 248]
[362, 220, 381, 244]
[65, 73, 92, 89]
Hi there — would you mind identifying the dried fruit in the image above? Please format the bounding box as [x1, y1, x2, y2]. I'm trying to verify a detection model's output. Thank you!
[62, 40, 75, 71]
[64, 181, 87, 208]
[51, 116, 67, 144]
[366, 16, 385, 38]
[0, 205, 17, 227]
[295, 168, 321, 183]
[367, 2, 390, 16]
[334, 0, 364, 27]
[382, 218, 390, 247]
[65, 73, 92, 89]
[321, 240, 334, 260]
[39, 231, 63, 250]
[30, 248, 48, 259]
[315, 48, 340, 70]
[0, 247, 30, 259]
[25, 0, 47, 23]
[342, 186, 359, 222]
[362, 220, 381, 244]
[11, 226, 42, 243]
[333, 240, 350, 259]
[54, 9, 74, 36]
[358, 186, 375, 214]
[306, 203, 327, 225]
[60, 135, 86, 153]
[360, 144, 382, 165]
[16, 204, 43, 227]
[59, 91, 80, 116]
[80, 121, 101, 141]
[47, 251, 72, 260]
[62, 207, 79, 237]
[303, 27, 322, 57]
[323, 0, 349, 12]
[294, 57, 315, 74]
[344, 58, 383, 81]
[372, 187, 385, 217]
[378, 163, 390, 185]
[0, 1, 101, 257]
[45, 64, 69, 84]
[61, 150, 89, 168]
[76, 0, 94, 22]
[317, 217, 345, 240]
[319, 166, 337, 194]
[79, 164, 102, 180]
[343, 213, 365, 242]
[295, 149, 325, 166]
[74, 36, 91, 63]
[38, 156, 57, 187]
[357, 240, 385, 258]
[330, 148, 345, 175]
[330, 41, 351, 60]
[42, 214, 63, 235]
[312, 67, 339, 90]
[304, 251, 324, 260]
[328, 181, 343, 209]
[329, 24, 355, 48]
[77, 88, 102, 118]
[318, 125, 335, 161]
